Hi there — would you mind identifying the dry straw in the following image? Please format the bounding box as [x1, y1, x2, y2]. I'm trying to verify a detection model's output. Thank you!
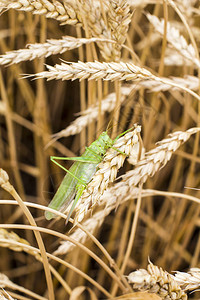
[127, 261, 187, 300]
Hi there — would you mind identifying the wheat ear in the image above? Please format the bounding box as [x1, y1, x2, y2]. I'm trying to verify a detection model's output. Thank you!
[146, 13, 200, 68]
[123, 127, 200, 186]
[0, 37, 116, 65]
[73, 125, 141, 224]
[28, 61, 200, 102]
[0, 228, 29, 252]
[28, 60, 154, 81]
[0, 0, 80, 25]
[106, 0, 132, 61]
[127, 261, 187, 300]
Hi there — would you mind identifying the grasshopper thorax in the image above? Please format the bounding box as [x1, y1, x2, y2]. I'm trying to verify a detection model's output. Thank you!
[100, 131, 113, 148]
[89, 131, 113, 157]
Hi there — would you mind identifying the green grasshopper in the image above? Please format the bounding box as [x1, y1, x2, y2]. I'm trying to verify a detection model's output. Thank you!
[45, 129, 131, 222]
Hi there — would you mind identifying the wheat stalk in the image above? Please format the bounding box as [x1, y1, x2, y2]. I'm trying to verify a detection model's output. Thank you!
[146, 13, 200, 68]
[0, 37, 116, 65]
[127, 262, 187, 300]
[73, 125, 141, 224]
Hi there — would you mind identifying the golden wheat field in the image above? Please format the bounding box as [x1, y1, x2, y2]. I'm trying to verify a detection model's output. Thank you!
[0, 0, 200, 299]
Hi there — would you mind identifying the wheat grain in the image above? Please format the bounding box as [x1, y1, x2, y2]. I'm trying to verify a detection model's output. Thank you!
[0, 169, 9, 190]
[1, 0, 120, 61]
[146, 13, 200, 68]
[0, 274, 19, 297]
[0, 0, 130, 61]
[127, 262, 187, 300]
[73, 125, 141, 224]
[93, 0, 162, 9]
[54, 210, 106, 255]
[0, 37, 116, 65]
[0, 275, 12, 289]
[174, 268, 200, 291]
[0, 271, 45, 300]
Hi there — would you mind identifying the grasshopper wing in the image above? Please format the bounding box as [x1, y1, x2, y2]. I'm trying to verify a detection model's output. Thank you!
[45, 161, 81, 220]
